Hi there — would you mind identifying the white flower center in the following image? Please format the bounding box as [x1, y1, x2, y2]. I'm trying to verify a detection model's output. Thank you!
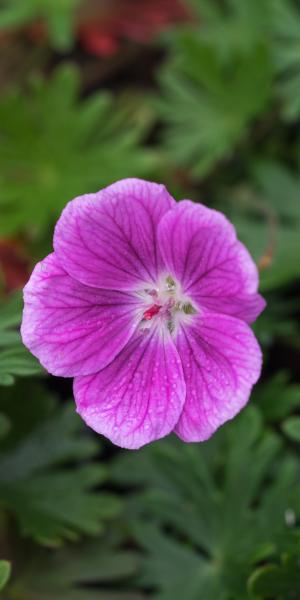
[136, 275, 197, 335]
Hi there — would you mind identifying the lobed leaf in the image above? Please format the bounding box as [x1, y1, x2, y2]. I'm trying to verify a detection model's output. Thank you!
[111, 406, 299, 599]
[4, 536, 143, 600]
[156, 39, 272, 177]
[282, 417, 300, 442]
[0, 64, 157, 241]
[0, 0, 80, 51]
[248, 555, 300, 599]
[0, 561, 11, 592]
[0, 293, 44, 385]
[0, 392, 121, 545]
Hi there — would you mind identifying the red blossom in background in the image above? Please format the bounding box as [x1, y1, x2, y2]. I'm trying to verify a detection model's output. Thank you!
[77, 0, 190, 56]
[25, 0, 190, 56]
[0, 239, 30, 293]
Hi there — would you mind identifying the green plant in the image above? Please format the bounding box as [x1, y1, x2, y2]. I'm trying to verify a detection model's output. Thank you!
[0, 293, 43, 386]
[0, 386, 121, 545]
[3, 534, 143, 600]
[157, 0, 300, 177]
[0, 561, 11, 592]
[112, 406, 300, 599]
[156, 40, 272, 177]
[0, 0, 81, 51]
[0, 64, 156, 241]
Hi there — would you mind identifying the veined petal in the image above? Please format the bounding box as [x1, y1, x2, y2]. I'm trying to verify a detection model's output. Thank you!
[21, 253, 141, 377]
[54, 178, 175, 290]
[158, 201, 265, 323]
[74, 327, 186, 449]
[174, 311, 262, 442]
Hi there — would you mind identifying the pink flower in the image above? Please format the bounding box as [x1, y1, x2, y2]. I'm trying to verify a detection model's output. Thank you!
[21, 179, 265, 449]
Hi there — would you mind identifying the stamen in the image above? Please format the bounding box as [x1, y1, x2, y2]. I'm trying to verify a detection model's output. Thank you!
[166, 275, 176, 292]
[144, 288, 158, 298]
[143, 304, 161, 321]
[167, 320, 175, 334]
[182, 302, 197, 315]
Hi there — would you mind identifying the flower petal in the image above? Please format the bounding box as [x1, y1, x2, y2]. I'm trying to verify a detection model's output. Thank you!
[174, 311, 262, 442]
[21, 253, 141, 377]
[54, 178, 175, 290]
[74, 327, 186, 449]
[158, 201, 265, 323]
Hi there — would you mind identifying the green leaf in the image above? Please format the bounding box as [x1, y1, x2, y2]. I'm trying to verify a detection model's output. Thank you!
[188, 0, 300, 122]
[254, 372, 300, 423]
[0, 560, 11, 591]
[112, 406, 291, 600]
[248, 555, 300, 599]
[0, 293, 44, 385]
[0, 412, 10, 440]
[0, 398, 121, 545]
[157, 40, 272, 177]
[253, 161, 300, 290]
[0, 64, 156, 240]
[222, 161, 300, 291]
[5, 536, 143, 600]
[253, 159, 300, 218]
[184, 0, 300, 122]
[282, 417, 300, 442]
[186, 0, 271, 59]
[134, 524, 225, 600]
[0, 0, 80, 51]
[252, 293, 299, 347]
[272, 0, 300, 120]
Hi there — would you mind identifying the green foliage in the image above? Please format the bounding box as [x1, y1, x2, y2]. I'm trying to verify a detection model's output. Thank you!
[0, 0, 80, 51]
[156, 0, 272, 177]
[157, 0, 300, 177]
[254, 372, 300, 423]
[272, 0, 300, 120]
[0, 560, 11, 591]
[157, 40, 272, 177]
[252, 295, 299, 347]
[0, 293, 43, 385]
[111, 406, 300, 599]
[0, 64, 156, 240]
[0, 388, 121, 545]
[1, 1, 300, 597]
[252, 160, 300, 290]
[3, 534, 143, 600]
[248, 554, 300, 599]
[0, 413, 10, 438]
[217, 160, 300, 293]
[282, 416, 300, 442]
[187, 0, 271, 59]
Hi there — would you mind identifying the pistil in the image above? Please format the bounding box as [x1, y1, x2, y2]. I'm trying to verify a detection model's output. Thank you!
[143, 304, 161, 320]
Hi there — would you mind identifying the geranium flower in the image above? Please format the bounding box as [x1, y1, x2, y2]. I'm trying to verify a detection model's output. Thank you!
[21, 179, 265, 449]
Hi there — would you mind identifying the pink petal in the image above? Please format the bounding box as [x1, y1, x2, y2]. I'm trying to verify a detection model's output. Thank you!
[21, 253, 141, 377]
[174, 311, 262, 442]
[74, 327, 186, 449]
[54, 178, 175, 291]
[158, 201, 265, 323]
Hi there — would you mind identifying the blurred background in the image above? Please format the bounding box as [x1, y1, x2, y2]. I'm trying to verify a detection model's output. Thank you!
[0, 0, 300, 598]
